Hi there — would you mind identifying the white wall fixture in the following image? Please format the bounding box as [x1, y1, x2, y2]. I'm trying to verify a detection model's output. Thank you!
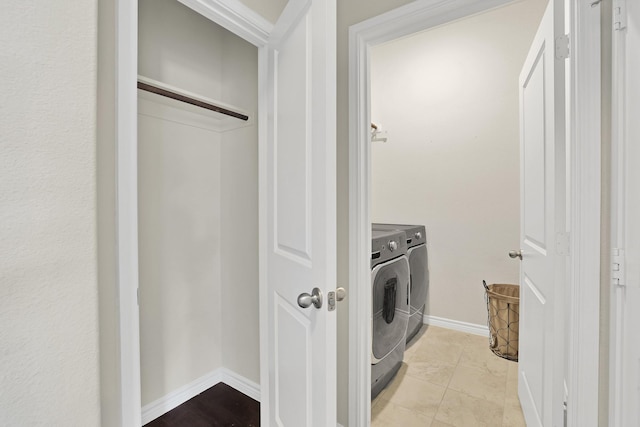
[370, 123, 387, 143]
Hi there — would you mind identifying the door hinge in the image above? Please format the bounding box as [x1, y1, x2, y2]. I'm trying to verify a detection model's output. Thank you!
[555, 34, 570, 60]
[563, 399, 568, 427]
[614, 0, 627, 31]
[612, 248, 626, 287]
[556, 232, 570, 256]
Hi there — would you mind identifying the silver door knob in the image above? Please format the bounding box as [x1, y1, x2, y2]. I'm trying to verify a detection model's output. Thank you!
[336, 287, 346, 301]
[298, 287, 323, 309]
[509, 250, 523, 260]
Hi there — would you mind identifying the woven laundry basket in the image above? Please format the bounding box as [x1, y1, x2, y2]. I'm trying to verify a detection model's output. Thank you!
[483, 281, 520, 361]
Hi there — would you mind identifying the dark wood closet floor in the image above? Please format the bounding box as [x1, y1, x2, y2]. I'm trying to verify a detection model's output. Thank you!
[145, 383, 260, 427]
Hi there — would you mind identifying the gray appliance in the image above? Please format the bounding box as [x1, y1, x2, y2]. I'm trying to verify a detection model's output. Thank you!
[371, 229, 410, 399]
[373, 224, 428, 344]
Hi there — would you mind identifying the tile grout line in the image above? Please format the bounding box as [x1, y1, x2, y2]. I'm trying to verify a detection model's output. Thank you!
[431, 333, 470, 425]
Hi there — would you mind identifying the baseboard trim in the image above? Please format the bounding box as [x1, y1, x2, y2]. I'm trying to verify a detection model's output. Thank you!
[141, 368, 261, 425]
[423, 314, 489, 337]
[218, 367, 261, 402]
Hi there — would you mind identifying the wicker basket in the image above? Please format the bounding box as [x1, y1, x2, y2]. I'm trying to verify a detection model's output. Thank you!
[483, 281, 520, 361]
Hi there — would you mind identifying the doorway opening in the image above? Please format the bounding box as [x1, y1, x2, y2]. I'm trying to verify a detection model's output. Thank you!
[349, 0, 604, 426]
[344, 0, 609, 424]
[366, 1, 545, 424]
[362, 1, 545, 424]
[136, 0, 261, 423]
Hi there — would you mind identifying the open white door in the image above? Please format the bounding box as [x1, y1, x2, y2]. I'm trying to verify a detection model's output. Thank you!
[517, 1, 566, 426]
[260, 0, 337, 426]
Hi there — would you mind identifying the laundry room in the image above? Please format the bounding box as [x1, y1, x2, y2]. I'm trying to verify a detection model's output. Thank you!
[136, 0, 260, 423]
[366, 0, 547, 424]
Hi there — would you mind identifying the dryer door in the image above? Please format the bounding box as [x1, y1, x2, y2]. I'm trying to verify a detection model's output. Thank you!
[408, 244, 428, 314]
[371, 256, 410, 363]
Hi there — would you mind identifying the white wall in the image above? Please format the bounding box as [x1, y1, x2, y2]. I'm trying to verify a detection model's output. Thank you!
[370, 0, 546, 326]
[138, 0, 259, 405]
[97, 0, 123, 424]
[220, 31, 260, 383]
[238, 0, 287, 24]
[0, 1, 101, 426]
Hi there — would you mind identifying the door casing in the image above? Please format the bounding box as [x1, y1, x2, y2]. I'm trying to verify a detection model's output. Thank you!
[348, 0, 602, 426]
[609, 0, 640, 425]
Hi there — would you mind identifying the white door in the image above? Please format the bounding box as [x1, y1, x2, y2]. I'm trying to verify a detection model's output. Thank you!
[261, 0, 337, 426]
[517, 1, 566, 426]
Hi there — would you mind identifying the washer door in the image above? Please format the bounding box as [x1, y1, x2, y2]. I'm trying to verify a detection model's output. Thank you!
[408, 244, 428, 314]
[371, 255, 410, 363]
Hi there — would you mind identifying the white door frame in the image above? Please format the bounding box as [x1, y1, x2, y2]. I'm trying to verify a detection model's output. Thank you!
[110, 0, 271, 425]
[348, 1, 602, 426]
[566, 1, 602, 425]
[609, 0, 637, 425]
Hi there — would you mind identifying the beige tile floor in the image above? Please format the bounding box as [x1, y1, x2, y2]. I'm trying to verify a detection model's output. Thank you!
[372, 326, 525, 427]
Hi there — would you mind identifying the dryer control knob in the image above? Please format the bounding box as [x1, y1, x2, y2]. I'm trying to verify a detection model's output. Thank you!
[388, 240, 398, 251]
[415, 232, 422, 240]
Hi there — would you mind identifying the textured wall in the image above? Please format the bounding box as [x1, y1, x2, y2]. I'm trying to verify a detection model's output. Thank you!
[370, 0, 546, 326]
[0, 0, 101, 425]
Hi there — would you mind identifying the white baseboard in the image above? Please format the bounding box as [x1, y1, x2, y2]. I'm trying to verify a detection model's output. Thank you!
[218, 367, 261, 402]
[423, 314, 489, 337]
[141, 368, 261, 425]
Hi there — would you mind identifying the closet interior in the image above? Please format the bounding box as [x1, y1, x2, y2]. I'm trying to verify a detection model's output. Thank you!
[137, 0, 260, 421]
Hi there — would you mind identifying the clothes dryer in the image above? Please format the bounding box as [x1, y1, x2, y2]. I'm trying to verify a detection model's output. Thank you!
[371, 229, 410, 399]
[373, 224, 428, 344]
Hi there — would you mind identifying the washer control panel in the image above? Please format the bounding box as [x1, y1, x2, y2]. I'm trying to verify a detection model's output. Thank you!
[371, 229, 408, 267]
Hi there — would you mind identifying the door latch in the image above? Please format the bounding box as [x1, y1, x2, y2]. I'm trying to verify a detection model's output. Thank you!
[327, 287, 346, 311]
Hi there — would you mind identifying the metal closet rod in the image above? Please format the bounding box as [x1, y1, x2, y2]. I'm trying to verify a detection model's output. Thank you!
[137, 80, 249, 121]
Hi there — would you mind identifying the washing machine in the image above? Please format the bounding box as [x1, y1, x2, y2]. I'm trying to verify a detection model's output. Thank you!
[373, 224, 429, 344]
[371, 229, 410, 399]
